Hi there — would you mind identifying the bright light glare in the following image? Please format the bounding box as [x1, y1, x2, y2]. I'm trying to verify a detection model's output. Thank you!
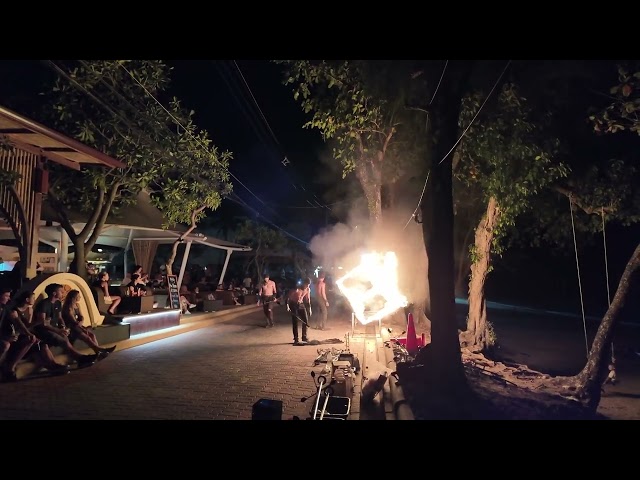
[336, 251, 407, 325]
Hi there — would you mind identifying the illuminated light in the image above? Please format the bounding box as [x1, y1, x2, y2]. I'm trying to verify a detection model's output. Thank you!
[336, 251, 408, 325]
[97, 248, 103, 252]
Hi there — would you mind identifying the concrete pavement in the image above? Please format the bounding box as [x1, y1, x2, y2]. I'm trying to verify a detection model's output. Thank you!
[0, 305, 384, 420]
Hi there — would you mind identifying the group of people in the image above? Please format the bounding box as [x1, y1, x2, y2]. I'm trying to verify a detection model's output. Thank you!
[0, 283, 116, 383]
[258, 272, 330, 346]
[91, 265, 151, 317]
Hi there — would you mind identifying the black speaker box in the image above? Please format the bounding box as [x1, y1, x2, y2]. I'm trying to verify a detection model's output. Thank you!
[252, 398, 283, 420]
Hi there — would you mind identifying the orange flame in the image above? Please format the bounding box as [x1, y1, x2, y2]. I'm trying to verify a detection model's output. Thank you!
[336, 251, 408, 325]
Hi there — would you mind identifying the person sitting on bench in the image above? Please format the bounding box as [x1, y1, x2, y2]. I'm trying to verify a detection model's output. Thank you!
[94, 272, 121, 315]
[32, 284, 98, 368]
[61, 289, 115, 358]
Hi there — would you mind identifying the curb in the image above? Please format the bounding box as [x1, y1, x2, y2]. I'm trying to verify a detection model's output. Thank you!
[381, 329, 415, 420]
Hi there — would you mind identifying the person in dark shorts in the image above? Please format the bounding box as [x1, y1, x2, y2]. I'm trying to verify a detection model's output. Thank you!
[287, 278, 311, 345]
[258, 274, 278, 328]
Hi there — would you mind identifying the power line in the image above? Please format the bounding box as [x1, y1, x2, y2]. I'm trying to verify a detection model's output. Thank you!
[403, 60, 512, 230]
[117, 62, 314, 244]
[48, 60, 322, 244]
[119, 62, 280, 216]
[214, 61, 279, 158]
[233, 60, 283, 150]
[228, 193, 310, 246]
[217, 60, 336, 211]
[429, 60, 449, 105]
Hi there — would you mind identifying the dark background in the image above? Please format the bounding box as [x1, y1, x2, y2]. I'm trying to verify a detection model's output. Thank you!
[0, 59, 637, 323]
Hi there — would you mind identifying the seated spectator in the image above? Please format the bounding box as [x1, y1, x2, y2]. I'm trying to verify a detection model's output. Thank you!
[178, 285, 196, 314]
[32, 284, 98, 368]
[127, 274, 148, 297]
[61, 289, 115, 358]
[0, 288, 38, 382]
[93, 271, 121, 315]
[150, 273, 165, 289]
[132, 265, 149, 284]
[191, 286, 205, 311]
[6, 290, 70, 377]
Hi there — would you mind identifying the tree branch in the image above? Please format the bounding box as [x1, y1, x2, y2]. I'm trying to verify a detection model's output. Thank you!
[554, 186, 617, 215]
[381, 127, 396, 157]
[76, 187, 106, 241]
[46, 190, 78, 243]
[405, 104, 430, 114]
[86, 182, 120, 249]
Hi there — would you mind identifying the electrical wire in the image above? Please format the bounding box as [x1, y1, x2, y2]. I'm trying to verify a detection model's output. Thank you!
[402, 60, 512, 230]
[119, 62, 279, 216]
[217, 60, 336, 211]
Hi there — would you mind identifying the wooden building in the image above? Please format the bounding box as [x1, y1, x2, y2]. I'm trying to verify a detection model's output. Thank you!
[0, 105, 125, 282]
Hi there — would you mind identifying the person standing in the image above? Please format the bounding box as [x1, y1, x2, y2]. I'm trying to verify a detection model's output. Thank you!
[258, 274, 278, 327]
[287, 278, 311, 345]
[314, 272, 329, 330]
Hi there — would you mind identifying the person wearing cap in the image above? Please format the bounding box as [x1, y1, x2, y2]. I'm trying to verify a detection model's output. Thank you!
[257, 274, 277, 327]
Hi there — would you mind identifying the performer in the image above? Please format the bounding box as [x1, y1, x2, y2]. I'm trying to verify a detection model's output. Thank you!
[258, 274, 277, 327]
[314, 272, 329, 330]
[287, 278, 311, 345]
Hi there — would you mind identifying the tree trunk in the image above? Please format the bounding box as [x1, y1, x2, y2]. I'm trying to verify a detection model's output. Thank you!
[363, 182, 382, 224]
[354, 155, 383, 224]
[454, 226, 474, 297]
[49, 183, 119, 281]
[254, 254, 262, 282]
[419, 62, 473, 394]
[70, 245, 87, 278]
[571, 241, 640, 411]
[165, 205, 206, 277]
[464, 196, 501, 352]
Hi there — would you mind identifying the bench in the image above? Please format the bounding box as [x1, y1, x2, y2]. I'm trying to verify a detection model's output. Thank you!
[92, 287, 112, 314]
[202, 299, 223, 312]
[216, 290, 238, 306]
[243, 294, 258, 305]
[92, 287, 154, 314]
[121, 295, 155, 314]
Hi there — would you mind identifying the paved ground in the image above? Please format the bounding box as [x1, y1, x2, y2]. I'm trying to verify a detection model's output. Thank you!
[489, 307, 640, 420]
[0, 305, 358, 420]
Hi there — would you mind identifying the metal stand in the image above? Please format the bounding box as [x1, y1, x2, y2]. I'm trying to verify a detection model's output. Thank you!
[351, 312, 381, 339]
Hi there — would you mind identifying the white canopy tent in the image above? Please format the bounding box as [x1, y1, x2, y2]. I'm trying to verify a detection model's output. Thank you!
[0, 191, 251, 288]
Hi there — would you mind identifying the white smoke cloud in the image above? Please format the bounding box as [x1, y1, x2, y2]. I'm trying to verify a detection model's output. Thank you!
[308, 203, 429, 307]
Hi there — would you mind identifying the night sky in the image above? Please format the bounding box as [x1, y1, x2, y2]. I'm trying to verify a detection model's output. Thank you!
[167, 60, 330, 237]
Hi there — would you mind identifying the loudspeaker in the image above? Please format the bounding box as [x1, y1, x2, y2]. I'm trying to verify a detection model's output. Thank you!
[252, 398, 283, 420]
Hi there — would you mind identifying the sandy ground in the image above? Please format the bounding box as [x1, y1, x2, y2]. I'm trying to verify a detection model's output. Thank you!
[382, 300, 640, 420]
[486, 304, 640, 420]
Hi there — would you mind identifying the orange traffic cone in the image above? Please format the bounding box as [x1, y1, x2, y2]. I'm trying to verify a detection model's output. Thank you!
[405, 312, 418, 355]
